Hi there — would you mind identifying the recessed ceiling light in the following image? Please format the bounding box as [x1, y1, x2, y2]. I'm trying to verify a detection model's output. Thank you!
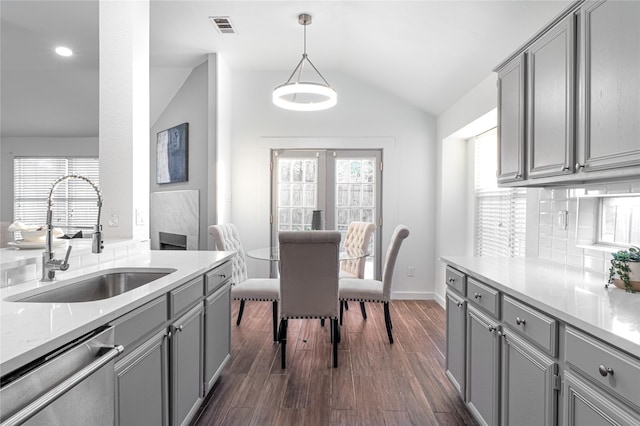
[55, 46, 73, 57]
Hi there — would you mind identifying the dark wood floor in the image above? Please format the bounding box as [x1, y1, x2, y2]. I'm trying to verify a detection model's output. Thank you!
[192, 299, 477, 426]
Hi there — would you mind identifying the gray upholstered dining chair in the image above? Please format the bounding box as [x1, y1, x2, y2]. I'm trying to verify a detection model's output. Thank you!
[278, 230, 341, 368]
[208, 224, 280, 342]
[340, 221, 376, 320]
[339, 224, 409, 344]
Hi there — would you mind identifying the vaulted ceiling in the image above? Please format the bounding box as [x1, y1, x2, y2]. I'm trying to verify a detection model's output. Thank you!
[1, 0, 570, 138]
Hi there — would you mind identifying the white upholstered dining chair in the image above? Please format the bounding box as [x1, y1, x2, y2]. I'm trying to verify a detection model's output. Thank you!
[339, 224, 409, 343]
[340, 221, 376, 320]
[208, 224, 280, 342]
[278, 230, 341, 368]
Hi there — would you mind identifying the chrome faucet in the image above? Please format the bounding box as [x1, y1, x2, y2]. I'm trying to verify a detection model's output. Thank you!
[42, 174, 104, 282]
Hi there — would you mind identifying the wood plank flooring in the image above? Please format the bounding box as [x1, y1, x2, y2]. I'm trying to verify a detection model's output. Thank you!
[191, 300, 477, 426]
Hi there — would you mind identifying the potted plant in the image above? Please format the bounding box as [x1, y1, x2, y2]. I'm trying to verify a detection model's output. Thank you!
[607, 246, 640, 293]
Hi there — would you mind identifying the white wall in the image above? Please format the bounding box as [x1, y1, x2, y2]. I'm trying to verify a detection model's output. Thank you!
[230, 70, 437, 299]
[151, 59, 213, 250]
[434, 74, 497, 306]
[0, 137, 99, 221]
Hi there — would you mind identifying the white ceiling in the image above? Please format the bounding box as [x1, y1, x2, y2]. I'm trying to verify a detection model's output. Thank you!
[1, 0, 571, 138]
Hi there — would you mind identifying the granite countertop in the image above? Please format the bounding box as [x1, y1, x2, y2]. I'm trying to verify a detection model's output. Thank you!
[1, 249, 235, 375]
[441, 256, 640, 358]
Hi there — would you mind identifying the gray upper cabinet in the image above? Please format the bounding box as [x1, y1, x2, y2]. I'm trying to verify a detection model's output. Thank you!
[495, 0, 640, 187]
[527, 14, 575, 179]
[497, 53, 527, 184]
[576, 0, 640, 176]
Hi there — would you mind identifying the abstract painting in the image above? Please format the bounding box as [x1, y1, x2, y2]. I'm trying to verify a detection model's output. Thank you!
[157, 123, 188, 184]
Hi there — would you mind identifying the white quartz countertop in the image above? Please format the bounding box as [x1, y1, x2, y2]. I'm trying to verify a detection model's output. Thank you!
[441, 256, 640, 358]
[1, 249, 234, 375]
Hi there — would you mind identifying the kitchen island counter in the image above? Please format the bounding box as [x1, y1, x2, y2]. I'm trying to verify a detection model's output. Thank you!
[1, 249, 234, 375]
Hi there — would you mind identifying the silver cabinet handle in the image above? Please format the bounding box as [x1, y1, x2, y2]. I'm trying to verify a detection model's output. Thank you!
[1, 345, 124, 426]
[514, 173, 522, 179]
[516, 317, 526, 326]
[448, 277, 455, 283]
[598, 365, 614, 377]
[575, 162, 584, 170]
[175, 325, 183, 333]
[456, 301, 463, 308]
[488, 325, 496, 333]
[474, 292, 482, 299]
[561, 165, 570, 172]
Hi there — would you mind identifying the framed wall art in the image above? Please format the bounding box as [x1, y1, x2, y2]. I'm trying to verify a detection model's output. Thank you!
[156, 122, 188, 184]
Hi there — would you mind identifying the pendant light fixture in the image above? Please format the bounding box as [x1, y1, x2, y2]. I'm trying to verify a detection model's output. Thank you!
[273, 13, 337, 111]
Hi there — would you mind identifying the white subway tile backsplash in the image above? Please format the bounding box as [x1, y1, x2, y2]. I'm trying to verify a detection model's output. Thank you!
[536, 181, 639, 275]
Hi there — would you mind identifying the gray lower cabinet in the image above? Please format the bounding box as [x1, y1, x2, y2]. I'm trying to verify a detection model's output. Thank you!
[467, 305, 501, 426]
[204, 281, 231, 394]
[563, 370, 640, 426]
[115, 330, 169, 426]
[170, 303, 204, 426]
[501, 329, 558, 426]
[445, 289, 466, 399]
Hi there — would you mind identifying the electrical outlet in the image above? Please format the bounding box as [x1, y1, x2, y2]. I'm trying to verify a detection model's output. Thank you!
[108, 210, 120, 227]
[407, 266, 415, 277]
[558, 210, 568, 230]
[136, 209, 145, 226]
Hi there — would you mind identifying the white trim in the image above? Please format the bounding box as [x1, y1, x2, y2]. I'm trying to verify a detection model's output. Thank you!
[391, 291, 434, 300]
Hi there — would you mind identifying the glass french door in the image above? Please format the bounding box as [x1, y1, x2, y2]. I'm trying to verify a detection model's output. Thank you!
[271, 149, 382, 279]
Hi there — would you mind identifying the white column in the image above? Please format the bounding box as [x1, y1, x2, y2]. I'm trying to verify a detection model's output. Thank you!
[99, 0, 149, 240]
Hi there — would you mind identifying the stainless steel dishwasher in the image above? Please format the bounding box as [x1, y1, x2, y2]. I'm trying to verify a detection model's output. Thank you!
[0, 326, 123, 426]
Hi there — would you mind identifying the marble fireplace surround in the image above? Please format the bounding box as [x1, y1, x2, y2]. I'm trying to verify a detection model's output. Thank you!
[150, 190, 199, 250]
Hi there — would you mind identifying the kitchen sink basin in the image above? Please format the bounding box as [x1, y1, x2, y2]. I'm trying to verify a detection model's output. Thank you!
[11, 268, 176, 303]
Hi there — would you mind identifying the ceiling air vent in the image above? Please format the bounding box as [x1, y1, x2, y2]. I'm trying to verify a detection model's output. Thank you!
[210, 16, 236, 34]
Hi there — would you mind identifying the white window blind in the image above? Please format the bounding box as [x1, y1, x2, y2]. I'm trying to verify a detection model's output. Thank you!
[14, 158, 100, 231]
[473, 128, 526, 257]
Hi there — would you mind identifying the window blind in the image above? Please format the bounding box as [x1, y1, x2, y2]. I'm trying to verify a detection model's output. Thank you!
[14, 158, 100, 231]
[473, 128, 526, 257]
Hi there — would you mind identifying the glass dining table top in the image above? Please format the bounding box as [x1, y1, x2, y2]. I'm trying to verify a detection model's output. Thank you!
[246, 246, 368, 262]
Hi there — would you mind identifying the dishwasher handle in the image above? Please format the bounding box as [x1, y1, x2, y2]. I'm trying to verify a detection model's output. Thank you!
[1, 344, 124, 426]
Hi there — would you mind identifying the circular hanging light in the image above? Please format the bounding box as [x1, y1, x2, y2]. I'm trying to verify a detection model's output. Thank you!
[273, 14, 337, 111]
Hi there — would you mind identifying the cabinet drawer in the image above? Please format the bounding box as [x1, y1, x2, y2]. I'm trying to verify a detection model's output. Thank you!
[466, 278, 500, 318]
[503, 295, 557, 356]
[565, 327, 640, 410]
[113, 296, 167, 354]
[204, 262, 232, 295]
[446, 266, 466, 295]
[169, 275, 204, 318]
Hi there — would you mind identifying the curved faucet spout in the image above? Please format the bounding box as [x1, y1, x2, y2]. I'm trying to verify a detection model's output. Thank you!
[42, 174, 104, 282]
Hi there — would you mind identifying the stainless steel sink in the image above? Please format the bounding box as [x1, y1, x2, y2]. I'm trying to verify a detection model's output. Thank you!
[12, 268, 176, 303]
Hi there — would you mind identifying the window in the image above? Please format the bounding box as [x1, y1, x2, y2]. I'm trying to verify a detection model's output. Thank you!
[473, 128, 526, 257]
[14, 157, 100, 232]
[598, 195, 640, 247]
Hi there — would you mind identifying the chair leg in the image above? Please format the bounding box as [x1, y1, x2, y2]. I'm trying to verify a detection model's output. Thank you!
[279, 319, 288, 368]
[345, 301, 349, 310]
[332, 318, 339, 368]
[236, 300, 245, 326]
[383, 302, 394, 344]
[320, 318, 325, 327]
[360, 302, 367, 320]
[339, 300, 344, 325]
[272, 301, 278, 342]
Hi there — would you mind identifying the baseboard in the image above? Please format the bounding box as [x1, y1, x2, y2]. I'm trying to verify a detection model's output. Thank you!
[391, 291, 434, 300]
[433, 292, 446, 309]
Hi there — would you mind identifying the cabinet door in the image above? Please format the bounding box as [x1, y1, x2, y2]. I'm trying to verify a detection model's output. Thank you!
[577, 0, 640, 173]
[527, 15, 575, 179]
[501, 330, 558, 426]
[115, 330, 169, 426]
[171, 304, 204, 426]
[467, 306, 500, 426]
[204, 281, 231, 395]
[497, 53, 526, 184]
[563, 370, 640, 426]
[446, 289, 466, 399]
